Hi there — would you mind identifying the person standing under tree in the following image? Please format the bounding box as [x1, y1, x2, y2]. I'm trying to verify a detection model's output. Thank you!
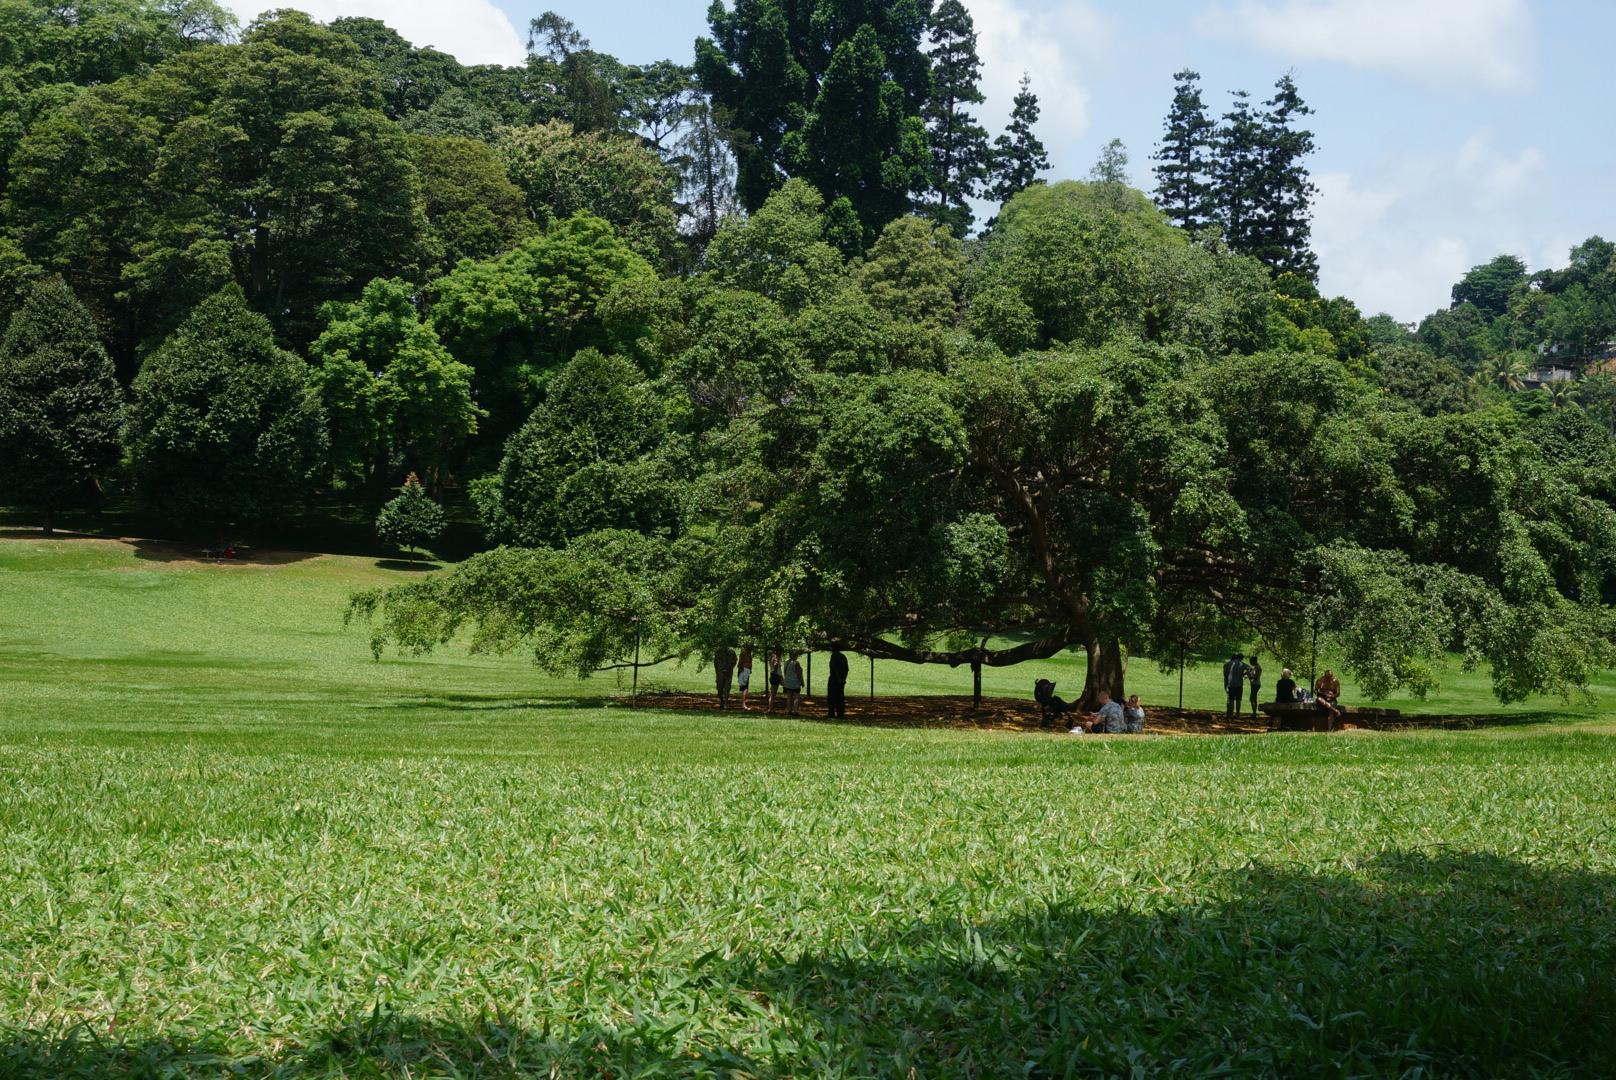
[767, 652, 783, 713]
[826, 649, 849, 718]
[1246, 654, 1263, 714]
[736, 646, 754, 711]
[1222, 652, 1250, 717]
[782, 652, 805, 716]
[714, 645, 737, 710]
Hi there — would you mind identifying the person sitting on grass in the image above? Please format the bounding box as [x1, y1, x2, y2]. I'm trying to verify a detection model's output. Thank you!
[1123, 694, 1146, 734]
[1274, 668, 1298, 703]
[1071, 689, 1125, 734]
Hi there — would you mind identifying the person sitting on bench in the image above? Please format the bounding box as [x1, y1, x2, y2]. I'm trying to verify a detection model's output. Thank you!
[1313, 669, 1343, 728]
[1274, 668, 1298, 703]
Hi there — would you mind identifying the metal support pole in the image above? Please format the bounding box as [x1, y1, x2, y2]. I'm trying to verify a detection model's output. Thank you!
[1310, 623, 1318, 692]
[632, 626, 639, 709]
[1178, 643, 1185, 710]
[869, 654, 874, 701]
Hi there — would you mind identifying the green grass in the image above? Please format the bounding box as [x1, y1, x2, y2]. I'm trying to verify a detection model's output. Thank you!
[3, 537, 1616, 1077]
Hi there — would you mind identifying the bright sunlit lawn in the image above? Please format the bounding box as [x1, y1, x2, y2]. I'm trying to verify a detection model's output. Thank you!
[2, 535, 1614, 1077]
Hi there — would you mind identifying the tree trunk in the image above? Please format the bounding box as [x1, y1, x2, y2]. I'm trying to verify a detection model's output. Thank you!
[1080, 637, 1126, 710]
[41, 507, 53, 535]
[972, 660, 982, 707]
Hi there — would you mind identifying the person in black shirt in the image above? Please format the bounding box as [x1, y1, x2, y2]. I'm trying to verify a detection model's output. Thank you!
[826, 649, 850, 718]
[1274, 668, 1298, 703]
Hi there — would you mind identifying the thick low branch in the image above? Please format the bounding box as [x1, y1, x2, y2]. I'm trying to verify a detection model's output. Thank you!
[836, 629, 1081, 668]
[595, 654, 680, 671]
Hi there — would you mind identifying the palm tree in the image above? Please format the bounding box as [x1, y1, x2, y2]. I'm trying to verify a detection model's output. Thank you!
[1547, 379, 1582, 408]
[1477, 357, 1528, 392]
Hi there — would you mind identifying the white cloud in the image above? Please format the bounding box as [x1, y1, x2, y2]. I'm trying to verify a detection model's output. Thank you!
[964, 0, 1106, 152]
[1195, 0, 1535, 91]
[1455, 130, 1546, 209]
[1310, 131, 1560, 319]
[223, 0, 526, 66]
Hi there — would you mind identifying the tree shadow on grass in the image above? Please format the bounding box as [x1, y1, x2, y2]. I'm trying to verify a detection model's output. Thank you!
[5, 850, 1613, 1078]
[373, 559, 440, 572]
[127, 540, 321, 565]
[370, 694, 615, 713]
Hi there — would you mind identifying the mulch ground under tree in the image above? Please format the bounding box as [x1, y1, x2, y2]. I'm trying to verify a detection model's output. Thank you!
[622, 691, 1542, 735]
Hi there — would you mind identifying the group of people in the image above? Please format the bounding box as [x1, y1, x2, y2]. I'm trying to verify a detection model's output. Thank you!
[712, 646, 852, 718]
[1224, 652, 1344, 723]
[1069, 689, 1147, 734]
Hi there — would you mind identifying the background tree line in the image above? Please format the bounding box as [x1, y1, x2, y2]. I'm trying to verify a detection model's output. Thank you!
[3, 0, 1614, 708]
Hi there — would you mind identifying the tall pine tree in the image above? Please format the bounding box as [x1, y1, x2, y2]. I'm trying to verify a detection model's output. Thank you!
[1248, 74, 1318, 279]
[0, 278, 123, 534]
[695, 0, 934, 243]
[1152, 69, 1215, 231]
[1209, 89, 1264, 254]
[986, 73, 1049, 205]
[922, 0, 990, 235]
[1177, 74, 1319, 278]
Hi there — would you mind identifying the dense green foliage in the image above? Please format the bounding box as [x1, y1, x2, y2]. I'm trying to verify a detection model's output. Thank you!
[0, 277, 122, 531]
[3, 540, 1616, 1078]
[310, 277, 480, 495]
[126, 288, 326, 534]
[695, 0, 934, 241]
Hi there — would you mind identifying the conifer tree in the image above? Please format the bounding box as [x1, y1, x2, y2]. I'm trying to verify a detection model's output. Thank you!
[695, 0, 933, 237]
[126, 287, 327, 541]
[1152, 69, 1215, 231]
[375, 473, 445, 565]
[1208, 89, 1264, 253]
[1248, 74, 1318, 279]
[922, 0, 991, 235]
[786, 23, 931, 248]
[0, 278, 124, 534]
[986, 74, 1049, 206]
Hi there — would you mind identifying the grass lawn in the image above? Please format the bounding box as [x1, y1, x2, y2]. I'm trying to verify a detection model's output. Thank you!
[2, 536, 1615, 1077]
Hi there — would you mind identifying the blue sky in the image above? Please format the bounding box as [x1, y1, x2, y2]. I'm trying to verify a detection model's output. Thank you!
[223, 0, 1615, 322]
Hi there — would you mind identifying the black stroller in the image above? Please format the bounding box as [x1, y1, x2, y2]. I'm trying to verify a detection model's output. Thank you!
[1034, 679, 1077, 726]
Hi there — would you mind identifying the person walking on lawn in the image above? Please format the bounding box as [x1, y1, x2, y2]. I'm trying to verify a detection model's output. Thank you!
[1222, 653, 1250, 717]
[826, 649, 849, 718]
[1246, 654, 1263, 714]
[714, 645, 737, 710]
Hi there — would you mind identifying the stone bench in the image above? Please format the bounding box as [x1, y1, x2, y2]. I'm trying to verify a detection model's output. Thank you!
[1258, 701, 1402, 732]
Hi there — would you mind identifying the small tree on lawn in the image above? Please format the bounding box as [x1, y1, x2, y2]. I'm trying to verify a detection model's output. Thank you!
[376, 473, 444, 564]
[0, 277, 124, 533]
